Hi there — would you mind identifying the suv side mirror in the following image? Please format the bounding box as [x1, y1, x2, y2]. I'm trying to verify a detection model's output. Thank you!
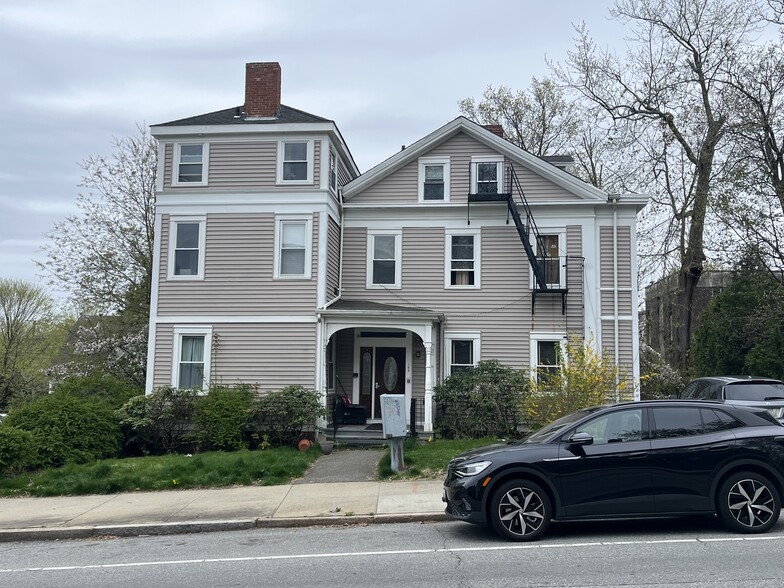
[567, 432, 594, 446]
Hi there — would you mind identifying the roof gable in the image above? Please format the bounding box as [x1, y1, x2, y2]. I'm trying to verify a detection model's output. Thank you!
[343, 117, 608, 203]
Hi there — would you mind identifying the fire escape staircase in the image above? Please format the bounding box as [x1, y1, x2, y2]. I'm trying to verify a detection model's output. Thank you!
[467, 165, 569, 314]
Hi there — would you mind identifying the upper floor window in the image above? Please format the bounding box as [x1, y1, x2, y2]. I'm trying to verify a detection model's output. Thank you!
[445, 230, 480, 288]
[329, 151, 337, 192]
[418, 157, 450, 202]
[169, 217, 206, 280]
[278, 140, 313, 184]
[471, 156, 503, 194]
[274, 215, 312, 279]
[367, 230, 401, 289]
[532, 231, 565, 289]
[174, 143, 209, 186]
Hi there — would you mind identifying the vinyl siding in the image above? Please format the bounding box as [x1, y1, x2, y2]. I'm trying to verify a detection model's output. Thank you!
[162, 140, 321, 190]
[337, 158, 352, 188]
[349, 131, 586, 205]
[601, 318, 635, 380]
[341, 225, 583, 370]
[153, 322, 317, 391]
[157, 212, 319, 316]
[600, 226, 633, 289]
[350, 132, 496, 204]
[327, 216, 341, 298]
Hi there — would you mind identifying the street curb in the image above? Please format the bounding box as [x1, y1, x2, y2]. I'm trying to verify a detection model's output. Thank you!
[0, 513, 451, 543]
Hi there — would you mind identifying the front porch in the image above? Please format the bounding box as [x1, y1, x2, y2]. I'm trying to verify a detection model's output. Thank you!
[317, 300, 444, 436]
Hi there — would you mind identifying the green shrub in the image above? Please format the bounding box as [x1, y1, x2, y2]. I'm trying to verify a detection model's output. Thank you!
[434, 360, 529, 439]
[3, 393, 121, 467]
[116, 387, 198, 454]
[0, 425, 37, 476]
[194, 385, 255, 451]
[53, 374, 141, 409]
[253, 385, 326, 447]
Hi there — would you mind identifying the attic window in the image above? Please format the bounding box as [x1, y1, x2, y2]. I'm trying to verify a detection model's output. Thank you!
[418, 156, 450, 202]
[174, 143, 209, 186]
[471, 156, 503, 194]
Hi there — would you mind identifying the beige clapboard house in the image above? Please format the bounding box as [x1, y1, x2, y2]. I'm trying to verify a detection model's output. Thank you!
[146, 62, 647, 433]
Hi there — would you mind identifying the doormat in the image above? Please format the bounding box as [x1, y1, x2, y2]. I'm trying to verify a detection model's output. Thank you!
[365, 423, 382, 431]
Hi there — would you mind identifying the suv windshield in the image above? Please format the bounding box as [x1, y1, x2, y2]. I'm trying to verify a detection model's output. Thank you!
[523, 407, 604, 444]
[724, 382, 784, 401]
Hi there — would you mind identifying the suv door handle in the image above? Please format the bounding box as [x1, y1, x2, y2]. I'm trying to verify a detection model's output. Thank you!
[709, 444, 730, 451]
[625, 451, 648, 459]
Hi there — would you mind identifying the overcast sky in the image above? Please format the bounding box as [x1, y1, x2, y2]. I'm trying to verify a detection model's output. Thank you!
[0, 0, 626, 300]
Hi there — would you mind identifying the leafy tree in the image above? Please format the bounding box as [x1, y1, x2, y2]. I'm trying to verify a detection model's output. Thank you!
[555, 0, 763, 370]
[0, 279, 62, 408]
[691, 251, 784, 378]
[523, 336, 629, 429]
[38, 126, 156, 318]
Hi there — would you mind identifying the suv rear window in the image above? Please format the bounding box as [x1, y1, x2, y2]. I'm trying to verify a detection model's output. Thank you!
[724, 382, 784, 401]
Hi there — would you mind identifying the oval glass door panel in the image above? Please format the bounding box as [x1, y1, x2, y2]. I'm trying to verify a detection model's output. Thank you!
[383, 357, 398, 391]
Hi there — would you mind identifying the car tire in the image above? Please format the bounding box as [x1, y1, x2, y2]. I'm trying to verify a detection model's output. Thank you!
[717, 472, 781, 534]
[489, 479, 551, 541]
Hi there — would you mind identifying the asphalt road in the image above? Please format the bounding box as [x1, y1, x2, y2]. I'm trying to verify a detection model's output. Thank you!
[2, 517, 784, 587]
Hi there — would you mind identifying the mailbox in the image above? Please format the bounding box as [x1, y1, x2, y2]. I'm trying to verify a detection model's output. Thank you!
[380, 394, 406, 438]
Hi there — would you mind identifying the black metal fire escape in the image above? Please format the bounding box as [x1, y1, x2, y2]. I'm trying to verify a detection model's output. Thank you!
[467, 164, 569, 314]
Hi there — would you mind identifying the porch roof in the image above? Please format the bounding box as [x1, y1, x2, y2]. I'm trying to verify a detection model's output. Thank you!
[319, 299, 443, 321]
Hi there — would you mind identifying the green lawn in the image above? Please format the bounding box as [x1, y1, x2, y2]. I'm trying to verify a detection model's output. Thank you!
[0, 447, 322, 497]
[378, 437, 504, 480]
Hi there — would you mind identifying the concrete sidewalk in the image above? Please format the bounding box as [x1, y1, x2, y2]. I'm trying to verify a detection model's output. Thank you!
[0, 480, 449, 542]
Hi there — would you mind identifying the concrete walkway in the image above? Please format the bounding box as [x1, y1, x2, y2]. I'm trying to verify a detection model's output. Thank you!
[0, 471, 448, 542]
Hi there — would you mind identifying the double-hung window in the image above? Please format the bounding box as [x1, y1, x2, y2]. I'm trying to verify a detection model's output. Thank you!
[169, 217, 206, 279]
[445, 230, 480, 288]
[173, 327, 212, 390]
[174, 143, 208, 186]
[274, 216, 312, 279]
[418, 157, 450, 202]
[367, 230, 401, 288]
[278, 140, 312, 183]
[533, 231, 565, 288]
[530, 333, 564, 384]
[445, 332, 480, 377]
[471, 156, 503, 195]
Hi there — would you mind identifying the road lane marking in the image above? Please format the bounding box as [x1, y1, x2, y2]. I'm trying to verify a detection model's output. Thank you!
[2, 535, 782, 574]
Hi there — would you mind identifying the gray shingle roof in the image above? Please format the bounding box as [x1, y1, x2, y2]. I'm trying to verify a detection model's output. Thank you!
[155, 104, 331, 127]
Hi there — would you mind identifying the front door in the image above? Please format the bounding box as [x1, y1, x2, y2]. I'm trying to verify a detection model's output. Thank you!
[374, 347, 405, 419]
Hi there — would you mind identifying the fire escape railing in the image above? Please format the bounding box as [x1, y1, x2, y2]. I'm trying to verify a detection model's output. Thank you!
[467, 164, 571, 313]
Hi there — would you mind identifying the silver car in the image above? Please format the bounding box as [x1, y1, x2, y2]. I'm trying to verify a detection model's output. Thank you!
[679, 376, 784, 423]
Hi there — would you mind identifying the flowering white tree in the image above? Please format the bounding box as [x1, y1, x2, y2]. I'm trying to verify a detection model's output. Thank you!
[39, 126, 156, 316]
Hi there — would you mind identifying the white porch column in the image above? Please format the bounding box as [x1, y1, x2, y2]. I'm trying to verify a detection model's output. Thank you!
[424, 340, 433, 433]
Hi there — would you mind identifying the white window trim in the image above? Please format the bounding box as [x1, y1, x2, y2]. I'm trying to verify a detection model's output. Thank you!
[418, 156, 451, 203]
[444, 331, 481, 377]
[529, 332, 566, 382]
[530, 229, 567, 289]
[366, 229, 402, 289]
[470, 155, 504, 194]
[274, 215, 313, 279]
[172, 142, 209, 187]
[168, 216, 206, 280]
[277, 139, 315, 185]
[444, 229, 481, 289]
[172, 326, 213, 390]
[328, 149, 337, 194]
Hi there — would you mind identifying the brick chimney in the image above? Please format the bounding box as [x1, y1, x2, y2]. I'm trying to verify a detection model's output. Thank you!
[483, 124, 504, 138]
[244, 62, 281, 119]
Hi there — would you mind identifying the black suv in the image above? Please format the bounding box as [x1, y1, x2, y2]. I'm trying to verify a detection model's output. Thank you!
[443, 400, 784, 541]
[678, 376, 784, 424]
